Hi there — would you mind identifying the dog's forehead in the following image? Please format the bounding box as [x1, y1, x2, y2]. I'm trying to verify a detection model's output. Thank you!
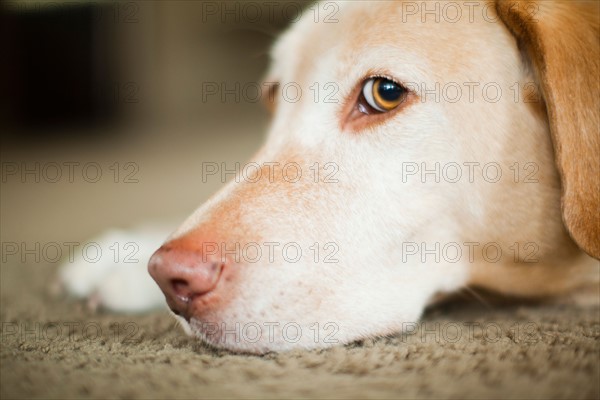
[269, 1, 500, 82]
[269, 2, 408, 78]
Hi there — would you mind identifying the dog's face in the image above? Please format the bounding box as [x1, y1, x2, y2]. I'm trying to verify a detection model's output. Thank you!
[148, 1, 599, 353]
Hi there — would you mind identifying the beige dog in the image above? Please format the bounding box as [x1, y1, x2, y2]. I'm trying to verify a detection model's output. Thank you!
[62, 0, 599, 353]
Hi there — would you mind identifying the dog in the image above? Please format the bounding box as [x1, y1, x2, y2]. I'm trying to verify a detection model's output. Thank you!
[61, 0, 599, 353]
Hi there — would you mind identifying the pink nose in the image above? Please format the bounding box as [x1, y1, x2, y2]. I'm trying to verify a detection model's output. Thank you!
[148, 245, 224, 320]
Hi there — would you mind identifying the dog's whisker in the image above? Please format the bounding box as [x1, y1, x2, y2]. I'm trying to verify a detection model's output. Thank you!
[461, 286, 492, 309]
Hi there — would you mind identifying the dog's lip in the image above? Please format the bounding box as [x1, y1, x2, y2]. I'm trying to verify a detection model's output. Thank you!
[176, 294, 190, 303]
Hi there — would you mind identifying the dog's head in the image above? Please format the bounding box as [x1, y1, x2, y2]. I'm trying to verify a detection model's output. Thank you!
[149, 0, 599, 353]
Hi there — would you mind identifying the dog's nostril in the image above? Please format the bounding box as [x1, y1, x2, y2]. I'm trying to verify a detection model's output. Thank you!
[171, 279, 191, 302]
[149, 245, 225, 315]
[171, 278, 187, 288]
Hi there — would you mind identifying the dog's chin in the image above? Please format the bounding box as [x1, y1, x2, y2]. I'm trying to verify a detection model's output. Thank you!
[171, 309, 425, 354]
[172, 310, 370, 354]
[169, 314, 273, 354]
[179, 317, 330, 354]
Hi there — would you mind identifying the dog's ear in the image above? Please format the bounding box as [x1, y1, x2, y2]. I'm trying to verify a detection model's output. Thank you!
[496, 0, 600, 259]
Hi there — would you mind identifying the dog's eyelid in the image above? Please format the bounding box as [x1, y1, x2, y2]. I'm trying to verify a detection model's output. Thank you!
[363, 74, 411, 95]
[366, 74, 402, 86]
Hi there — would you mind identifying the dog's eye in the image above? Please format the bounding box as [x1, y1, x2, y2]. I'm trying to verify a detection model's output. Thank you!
[361, 77, 406, 113]
[342, 75, 413, 131]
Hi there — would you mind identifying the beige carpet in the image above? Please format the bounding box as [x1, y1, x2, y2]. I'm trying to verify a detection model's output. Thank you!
[1, 262, 598, 399]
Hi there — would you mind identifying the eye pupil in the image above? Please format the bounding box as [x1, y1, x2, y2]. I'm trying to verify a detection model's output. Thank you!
[376, 80, 403, 102]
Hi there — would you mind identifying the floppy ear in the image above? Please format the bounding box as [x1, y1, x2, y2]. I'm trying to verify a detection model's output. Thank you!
[496, 0, 600, 259]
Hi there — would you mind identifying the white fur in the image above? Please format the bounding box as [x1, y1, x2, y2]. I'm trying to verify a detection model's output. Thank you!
[59, 227, 167, 312]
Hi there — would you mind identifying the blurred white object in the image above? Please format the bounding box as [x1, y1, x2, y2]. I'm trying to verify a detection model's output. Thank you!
[59, 226, 170, 312]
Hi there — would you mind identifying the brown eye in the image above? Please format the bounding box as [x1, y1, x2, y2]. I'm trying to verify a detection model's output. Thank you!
[361, 77, 406, 112]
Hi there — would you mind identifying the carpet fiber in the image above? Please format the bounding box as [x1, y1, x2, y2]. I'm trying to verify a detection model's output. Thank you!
[1, 263, 599, 399]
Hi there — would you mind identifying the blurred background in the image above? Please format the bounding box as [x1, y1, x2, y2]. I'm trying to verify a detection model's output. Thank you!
[1, 0, 299, 246]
